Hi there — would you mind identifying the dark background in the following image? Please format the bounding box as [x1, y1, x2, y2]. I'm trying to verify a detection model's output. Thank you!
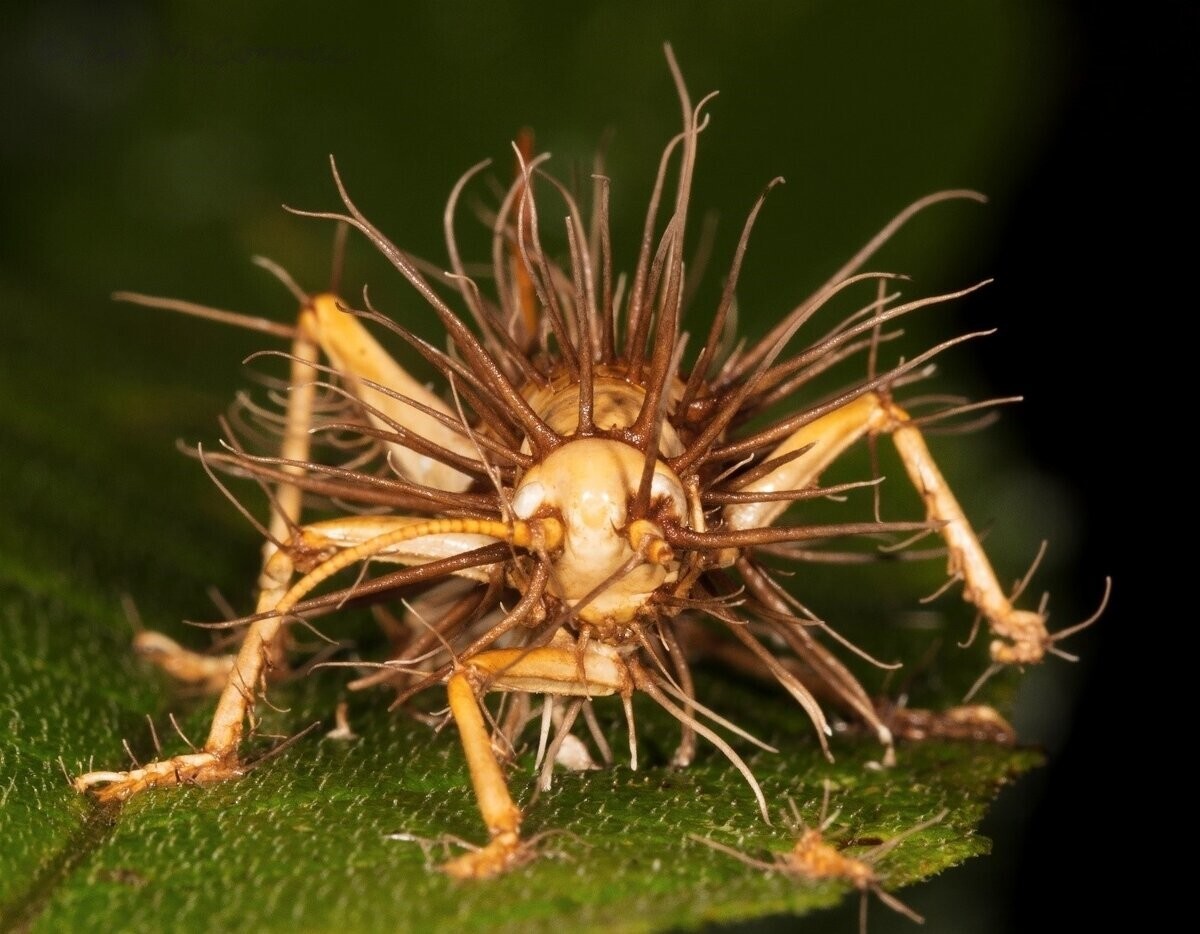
[1, 1, 1187, 931]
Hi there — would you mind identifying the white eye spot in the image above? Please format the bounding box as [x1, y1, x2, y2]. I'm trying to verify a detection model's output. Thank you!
[512, 481, 546, 519]
[650, 472, 686, 517]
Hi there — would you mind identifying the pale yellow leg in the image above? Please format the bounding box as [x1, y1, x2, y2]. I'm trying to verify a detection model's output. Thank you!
[136, 295, 483, 688]
[74, 517, 507, 802]
[134, 310, 320, 688]
[722, 391, 1049, 664]
[439, 642, 630, 879]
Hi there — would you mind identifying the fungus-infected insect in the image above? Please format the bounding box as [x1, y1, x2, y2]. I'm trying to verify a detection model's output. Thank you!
[74, 46, 1097, 880]
[692, 783, 949, 933]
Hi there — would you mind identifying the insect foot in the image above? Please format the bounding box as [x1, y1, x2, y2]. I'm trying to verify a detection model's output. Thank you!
[72, 750, 243, 805]
[693, 788, 949, 933]
[989, 576, 1111, 667]
[988, 608, 1051, 665]
[440, 831, 533, 881]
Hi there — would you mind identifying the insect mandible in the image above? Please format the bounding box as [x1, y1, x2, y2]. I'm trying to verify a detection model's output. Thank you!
[73, 46, 1097, 880]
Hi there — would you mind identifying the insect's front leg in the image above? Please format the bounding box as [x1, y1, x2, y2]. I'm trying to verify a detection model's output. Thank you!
[440, 639, 632, 879]
[886, 412, 1048, 664]
[723, 391, 1050, 665]
[74, 517, 504, 803]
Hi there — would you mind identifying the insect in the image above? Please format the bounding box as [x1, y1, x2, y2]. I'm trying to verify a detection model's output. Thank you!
[73, 46, 1095, 880]
[692, 783, 949, 933]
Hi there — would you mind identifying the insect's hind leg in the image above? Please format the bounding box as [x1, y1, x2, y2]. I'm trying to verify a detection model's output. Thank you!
[132, 310, 322, 691]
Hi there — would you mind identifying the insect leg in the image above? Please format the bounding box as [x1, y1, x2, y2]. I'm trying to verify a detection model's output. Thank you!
[883, 404, 1049, 663]
[74, 516, 505, 803]
[722, 391, 1049, 665]
[306, 294, 478, 492]
[136, 294, 485, 690]
[132, 311, 321, 691]
[440, 642, 631, 879]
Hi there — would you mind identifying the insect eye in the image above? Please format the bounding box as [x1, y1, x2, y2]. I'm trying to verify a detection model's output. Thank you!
[512, 481, 546, 520]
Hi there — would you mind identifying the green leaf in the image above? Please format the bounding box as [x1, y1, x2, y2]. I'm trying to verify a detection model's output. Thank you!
[1, 603, 1040, 934]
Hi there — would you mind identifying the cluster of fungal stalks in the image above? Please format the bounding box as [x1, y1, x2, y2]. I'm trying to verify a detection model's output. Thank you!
[76, 46, 1103, 882]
